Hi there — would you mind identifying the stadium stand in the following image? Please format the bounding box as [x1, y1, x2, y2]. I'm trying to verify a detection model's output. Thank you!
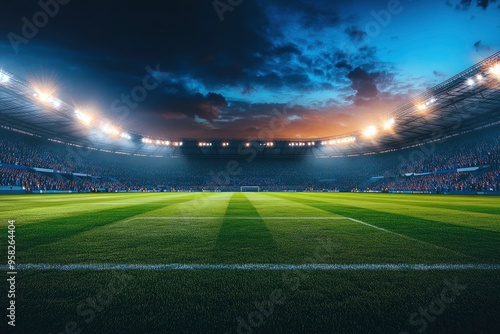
[1, 124, 498, 193]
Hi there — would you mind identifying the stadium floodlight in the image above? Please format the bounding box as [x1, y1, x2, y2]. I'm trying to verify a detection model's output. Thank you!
[0, 72, 10, 83]
[222, 142, 230, 147]
[75, 110, 92, 125]
[466, 78, 474, 86]
[35, 92, 62, 109]
[418, 104, 427, 111]
[142, 137, 153, 144]
[102, 123, 120, 136]
[363, 125, 378, 138]
[476, 74, 483, 81]
[121, 133, 131, 140]
[383, 118, 395, 130]
[50, 98, 61, 108]
[490, 63, 500, 77]
[36, 92, 50, 103]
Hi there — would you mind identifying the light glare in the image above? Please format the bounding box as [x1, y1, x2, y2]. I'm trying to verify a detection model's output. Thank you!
[384, 118, 395, 130]
[363, 125, 378, 138]
[0, 73, 10, 83]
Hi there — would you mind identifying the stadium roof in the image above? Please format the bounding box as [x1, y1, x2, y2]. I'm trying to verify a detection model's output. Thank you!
[1, 52, 499, 158]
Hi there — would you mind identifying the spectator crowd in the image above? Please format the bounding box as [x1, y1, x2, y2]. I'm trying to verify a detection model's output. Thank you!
[1, 125, 498, 193]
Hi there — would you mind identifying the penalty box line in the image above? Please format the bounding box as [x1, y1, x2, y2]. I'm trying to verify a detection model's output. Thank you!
[345, 217, 474, 259]
[2, 263, 500, 271]
[125, 216, 347, 221]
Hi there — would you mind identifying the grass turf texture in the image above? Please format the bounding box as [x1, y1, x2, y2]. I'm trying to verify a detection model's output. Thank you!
[0, 192, 499, 333]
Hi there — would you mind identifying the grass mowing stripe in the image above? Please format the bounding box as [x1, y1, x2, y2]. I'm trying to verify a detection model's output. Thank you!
[214, 193, 277, 262]
[16, 194, 210, 251]
[264, 193, 500, 262]
[396, 201, 500, 216]
[3, 263, 500, 270]
[0, 194, 138, 213]
[345, 217, 472, 259]
[2, 193, 198, 225]
[288, 193, 500, 232]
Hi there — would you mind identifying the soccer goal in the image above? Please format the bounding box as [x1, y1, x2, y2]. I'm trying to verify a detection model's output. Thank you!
[240, 186, 260, 192]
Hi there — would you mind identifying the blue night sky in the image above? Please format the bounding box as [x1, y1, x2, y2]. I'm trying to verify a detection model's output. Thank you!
[0, 0, 499, 139]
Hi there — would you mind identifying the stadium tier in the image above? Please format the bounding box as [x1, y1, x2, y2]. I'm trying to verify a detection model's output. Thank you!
[0, 54, 499, 194]
[1, 123, 498, 193]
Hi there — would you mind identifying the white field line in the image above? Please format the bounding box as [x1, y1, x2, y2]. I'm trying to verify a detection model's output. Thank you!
[2, 263, 499, 271]
[346, 217, 473, 259]
[121, 216, 474, 259]
[125, 216, 347, 220]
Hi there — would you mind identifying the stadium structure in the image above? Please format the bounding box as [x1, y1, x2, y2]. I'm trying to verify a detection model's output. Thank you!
[1, 52, 499, 158]
[1, 52, 500, 196]
[1, 52, 500, 334]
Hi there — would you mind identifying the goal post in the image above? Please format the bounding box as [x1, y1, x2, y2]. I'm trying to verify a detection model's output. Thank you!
[240, 186, 260, 192]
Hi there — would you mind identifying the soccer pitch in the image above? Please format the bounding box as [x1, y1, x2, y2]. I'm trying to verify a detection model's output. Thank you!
[1, 192, 499, 333]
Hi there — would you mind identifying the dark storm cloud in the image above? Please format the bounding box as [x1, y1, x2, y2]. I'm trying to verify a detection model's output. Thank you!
[3, 0, 493, 139]
[335, 61, 353, 71]
[433, 70, 447, 78]
[346, 67, 379, 104]
[454, 0, 473, 10]
[345, 26, 367, 43]
[473, 40, 492, 52]
[158, 83, 228, 121]
[272, 44, 302, 58]
[448, 0, 498, 10]
[269, 0, 344, 30]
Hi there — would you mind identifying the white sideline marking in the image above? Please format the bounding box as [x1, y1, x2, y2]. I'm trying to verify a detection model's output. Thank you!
[2, 263, 499, 271]
[345, 217, 472, 259]
[126, 216, 346, 220]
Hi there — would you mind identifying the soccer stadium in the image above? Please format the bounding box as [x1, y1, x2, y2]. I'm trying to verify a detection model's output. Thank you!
[1, 1, 500, 334]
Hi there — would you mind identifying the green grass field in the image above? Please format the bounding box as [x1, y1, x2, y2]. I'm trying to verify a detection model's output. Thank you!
[1, 192, 499, 334]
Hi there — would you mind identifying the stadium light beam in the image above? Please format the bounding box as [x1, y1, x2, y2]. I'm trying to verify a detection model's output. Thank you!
[38, 92, 50, 103]
[363, 125, 378, 138]
[383, 118, 395, 130]
[121, 133, 131, 140]
[0, 73, 10, 83]
[490, 63, 500, 77]
[102, 123, 120, 137]
[75, 110, 92, 125]
[50, 98, 61, 108]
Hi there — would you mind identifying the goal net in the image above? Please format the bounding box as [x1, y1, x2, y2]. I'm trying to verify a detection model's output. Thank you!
[240, 186, 260, 192]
